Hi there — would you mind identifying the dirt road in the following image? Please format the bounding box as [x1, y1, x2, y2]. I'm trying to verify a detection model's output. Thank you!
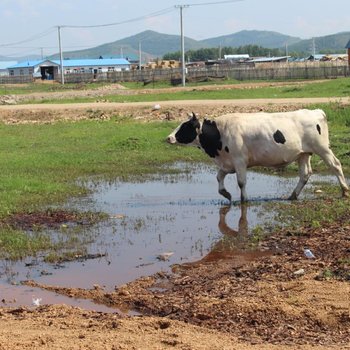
[1, 96, 349, 125]
[0, 95, 349, 350]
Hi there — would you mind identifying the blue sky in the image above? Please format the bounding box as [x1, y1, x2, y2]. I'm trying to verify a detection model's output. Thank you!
[0, 0, 349, 57]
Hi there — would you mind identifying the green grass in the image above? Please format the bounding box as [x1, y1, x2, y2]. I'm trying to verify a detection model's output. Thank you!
[0, 80, 350, 260]
[17, 78, 350, 104]
[0, 117, 205, 259]
[267, 197, 350, 238]
[0, 117, 204, 218]
[0, 81, 113, 95]
[121, 79, 243, 90]
[0, 227, 52, 260]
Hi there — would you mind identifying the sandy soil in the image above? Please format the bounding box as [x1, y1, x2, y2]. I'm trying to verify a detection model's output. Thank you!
[0, 85, 349, 349]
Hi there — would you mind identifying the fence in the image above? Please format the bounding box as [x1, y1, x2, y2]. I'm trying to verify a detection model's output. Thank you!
[58, 62, 350, 84]
[1, 62, 349, 84]
[0, 75, 34, 84]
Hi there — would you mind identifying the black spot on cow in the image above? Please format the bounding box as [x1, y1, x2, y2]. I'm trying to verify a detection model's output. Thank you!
[199, 119, 222, 158]
[175, 115, 200, 144]
[273, 130, 286, 144]
[316, 124, 321, 135]
[225, 146, 229, 153]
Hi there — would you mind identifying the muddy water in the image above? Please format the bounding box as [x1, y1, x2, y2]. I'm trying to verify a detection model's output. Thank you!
[0, 164, 337, 311]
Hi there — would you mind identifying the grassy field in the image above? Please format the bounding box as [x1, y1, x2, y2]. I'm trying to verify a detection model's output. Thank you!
[0, 118, 207, 217]
[0, 78, 350, 103]
[0, 117, 206, 258]
[0, 81, 106, 95]
[0, 80, 349, 259]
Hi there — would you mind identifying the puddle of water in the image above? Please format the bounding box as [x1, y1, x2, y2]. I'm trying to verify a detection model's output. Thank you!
[0, 282, 122, 313]
[0, 164, 340, 310]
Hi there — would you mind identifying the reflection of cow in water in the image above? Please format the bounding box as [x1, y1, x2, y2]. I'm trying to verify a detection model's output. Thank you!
[167, 110, 349, 202]
[175, 205, 271, 270]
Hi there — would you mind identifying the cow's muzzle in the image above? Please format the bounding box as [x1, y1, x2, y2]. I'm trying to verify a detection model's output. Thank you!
[167, 135, 176, 144]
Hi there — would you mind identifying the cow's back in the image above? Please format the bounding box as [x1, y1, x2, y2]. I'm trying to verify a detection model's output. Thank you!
[214, 109, 329, 168]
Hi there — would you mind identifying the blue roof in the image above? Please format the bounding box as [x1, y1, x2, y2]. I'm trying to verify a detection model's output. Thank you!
[54, 58, 130, 67]
[8, 58, 130, 69]
[7, 60, 49, 69]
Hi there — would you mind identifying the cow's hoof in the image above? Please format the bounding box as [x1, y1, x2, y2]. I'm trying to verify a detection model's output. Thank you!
[219, 205, 231, 215]
[288, 192, 298, 200]
[219, 189, 232, 202]
[342, 190, 350, 198]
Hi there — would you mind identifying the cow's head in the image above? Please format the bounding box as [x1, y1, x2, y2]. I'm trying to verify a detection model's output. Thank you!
[167, 113, 201, 145]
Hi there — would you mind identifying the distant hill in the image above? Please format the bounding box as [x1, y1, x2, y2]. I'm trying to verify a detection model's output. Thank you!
[200, 30, 301, 49]
[50, 30, 205, 61]
[288, 32, 350, 54]
[2, 30, 349, 62]
[49, 43, 144, 61]
[110, 30, 204, 57]
[55, 30, 349, 59]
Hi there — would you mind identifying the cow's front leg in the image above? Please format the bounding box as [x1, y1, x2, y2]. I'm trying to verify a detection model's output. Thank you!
[236, 167, 248, 202]
[217, 168, 231, 202]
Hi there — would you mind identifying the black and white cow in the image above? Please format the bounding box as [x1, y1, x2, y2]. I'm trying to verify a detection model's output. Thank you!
[167, 109, 349, 202]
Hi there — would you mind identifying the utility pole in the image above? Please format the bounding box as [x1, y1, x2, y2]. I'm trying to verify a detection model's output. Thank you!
[311, 38, 316, 57]
[174, 1, 242, 87]
[139, 41, 142, 71]
[57, 26, 64, 84]
[175, 5, 189, 87]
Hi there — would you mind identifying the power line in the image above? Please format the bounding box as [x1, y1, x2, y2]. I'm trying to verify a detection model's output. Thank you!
[0, 27, 56, 47]
[60, 7, 175, 29]
[0, 45, 92, 50]
[185, 0, 244, 6]
[56, 6, 177, 84]
[175, 0, 244, 86]
[0, 6, 175, 50]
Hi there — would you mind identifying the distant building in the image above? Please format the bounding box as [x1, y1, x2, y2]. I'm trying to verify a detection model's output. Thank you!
[224, 54, 250, 61]
[345, 39, 350, 66]
[250, 56, 290, 63]
[7, 58, 131, 79]
[306, 54, 325, 61]
[62, 58, 130, 75]
[306, 54, 348, 62]
[7, 60, 59, 79]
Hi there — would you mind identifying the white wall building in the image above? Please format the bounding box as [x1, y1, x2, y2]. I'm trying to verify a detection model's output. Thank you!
[7, 58, 131, 79]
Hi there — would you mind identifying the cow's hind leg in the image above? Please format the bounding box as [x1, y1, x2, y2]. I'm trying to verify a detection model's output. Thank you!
[217, 169, 232, 202]
[236, 167, 248, 203]
[319, 148, 349, 197]
[289, 153, 312, 200]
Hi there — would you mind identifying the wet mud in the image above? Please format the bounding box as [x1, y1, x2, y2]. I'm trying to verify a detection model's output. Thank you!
[0, 165, 342, 306]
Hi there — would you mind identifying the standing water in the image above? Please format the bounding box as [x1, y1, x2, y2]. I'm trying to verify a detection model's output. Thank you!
[0, 164, 338, 310]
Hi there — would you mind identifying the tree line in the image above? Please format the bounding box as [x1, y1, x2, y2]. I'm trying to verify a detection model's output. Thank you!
[163, 45, 300, 61]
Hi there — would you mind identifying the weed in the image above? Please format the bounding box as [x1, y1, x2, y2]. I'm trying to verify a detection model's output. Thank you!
[44, 249, 88, 263]
[250, 225, 265, 244]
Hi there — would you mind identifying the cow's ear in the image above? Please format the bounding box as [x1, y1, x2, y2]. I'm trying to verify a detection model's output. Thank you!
[190, 112, 200, 129]
[190, 112, 198, 121]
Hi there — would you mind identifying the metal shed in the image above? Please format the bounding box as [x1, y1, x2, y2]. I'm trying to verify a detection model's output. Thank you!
[345, 39, 350, 66]
[8, 58, 131, 80]
[7, 60, 59, 79]
[57, 58, 130, 74]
